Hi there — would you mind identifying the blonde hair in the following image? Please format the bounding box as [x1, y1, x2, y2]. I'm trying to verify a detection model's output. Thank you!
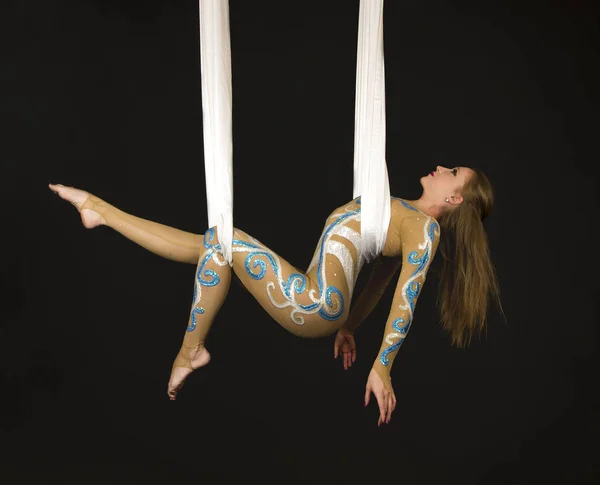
[436, 169, 505, 347]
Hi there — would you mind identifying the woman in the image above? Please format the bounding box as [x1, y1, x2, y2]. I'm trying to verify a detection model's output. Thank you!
[48, 165, 502, 426]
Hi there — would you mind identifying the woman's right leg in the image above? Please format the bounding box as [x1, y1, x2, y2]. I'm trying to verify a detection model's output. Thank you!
[49, 184, 204, 265]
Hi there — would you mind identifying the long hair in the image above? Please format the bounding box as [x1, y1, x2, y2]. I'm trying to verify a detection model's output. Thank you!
[436, 169, 504, 347]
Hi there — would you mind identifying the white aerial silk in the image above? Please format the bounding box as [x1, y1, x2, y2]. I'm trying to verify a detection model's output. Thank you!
[353, 0, 391, 263]
[198, 0, 390, 265]
[198, 0, 234, 265]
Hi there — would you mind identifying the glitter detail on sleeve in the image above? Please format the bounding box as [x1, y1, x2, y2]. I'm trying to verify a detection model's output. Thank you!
[379, 217, 440, 364]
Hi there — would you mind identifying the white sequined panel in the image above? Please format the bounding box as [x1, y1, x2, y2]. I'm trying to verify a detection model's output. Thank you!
[307, 215, 362, 276]
[325, 240, 356, 294]
[330, 225, 364, 275]
[331, 225, 361, 253]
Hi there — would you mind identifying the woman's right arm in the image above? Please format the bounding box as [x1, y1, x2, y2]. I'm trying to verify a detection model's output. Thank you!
[342, 256, 402, 333]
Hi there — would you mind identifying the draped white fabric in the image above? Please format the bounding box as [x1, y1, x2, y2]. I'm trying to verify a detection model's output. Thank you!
[199, 0, 389, 265]
[199, 0, 234, 265]
[353, 0, 391, 263]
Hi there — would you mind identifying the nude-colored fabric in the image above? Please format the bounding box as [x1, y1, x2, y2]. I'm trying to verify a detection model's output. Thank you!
[174, 234, 231, 370]
[81, 196, 204, 265]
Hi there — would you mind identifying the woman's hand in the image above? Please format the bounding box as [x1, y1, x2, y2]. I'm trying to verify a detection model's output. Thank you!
[364, 368, 397, 426]
[333, 328, 356, 370]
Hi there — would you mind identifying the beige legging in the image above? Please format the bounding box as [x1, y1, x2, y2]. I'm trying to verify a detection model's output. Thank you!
[81, 195, 363, 367]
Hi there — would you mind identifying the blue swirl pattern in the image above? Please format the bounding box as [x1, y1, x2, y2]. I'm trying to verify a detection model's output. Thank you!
[398, 199, 419, 212]
[231, 200, 363, 325]
[186, 228, 226, 332]
[379, 317, 409, 364]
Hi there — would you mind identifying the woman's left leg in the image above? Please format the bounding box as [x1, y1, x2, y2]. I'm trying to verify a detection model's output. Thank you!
[168, 227, 232, 399]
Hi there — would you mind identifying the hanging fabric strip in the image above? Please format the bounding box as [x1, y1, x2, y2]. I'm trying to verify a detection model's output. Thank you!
[199, 0, 234, 265]
[353, 0, 391, 264]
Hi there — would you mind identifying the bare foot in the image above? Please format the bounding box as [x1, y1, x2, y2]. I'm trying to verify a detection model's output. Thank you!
[167, 346, 211, 400]
[49, 183, 106, 228]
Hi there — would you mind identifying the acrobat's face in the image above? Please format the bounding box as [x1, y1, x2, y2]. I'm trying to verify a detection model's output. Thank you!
[420, 165, 474, 204]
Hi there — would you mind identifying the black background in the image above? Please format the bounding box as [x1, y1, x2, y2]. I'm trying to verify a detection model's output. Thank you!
[2, 1, 598, 484]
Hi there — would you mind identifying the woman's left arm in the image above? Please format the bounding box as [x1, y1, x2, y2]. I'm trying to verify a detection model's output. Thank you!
[365, 215, 441, 425]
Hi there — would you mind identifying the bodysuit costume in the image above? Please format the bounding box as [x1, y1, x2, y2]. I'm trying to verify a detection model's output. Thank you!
[172, 196, 440, 391]
[78, 192, 439, 392]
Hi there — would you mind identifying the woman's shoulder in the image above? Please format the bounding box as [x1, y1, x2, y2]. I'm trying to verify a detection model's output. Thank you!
[390, 198, 441, 241]
[391, 196, 426, 216]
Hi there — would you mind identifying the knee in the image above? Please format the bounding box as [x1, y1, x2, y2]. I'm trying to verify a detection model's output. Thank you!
[202, 226, 227, 254]
[200, 226, 230, 263]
